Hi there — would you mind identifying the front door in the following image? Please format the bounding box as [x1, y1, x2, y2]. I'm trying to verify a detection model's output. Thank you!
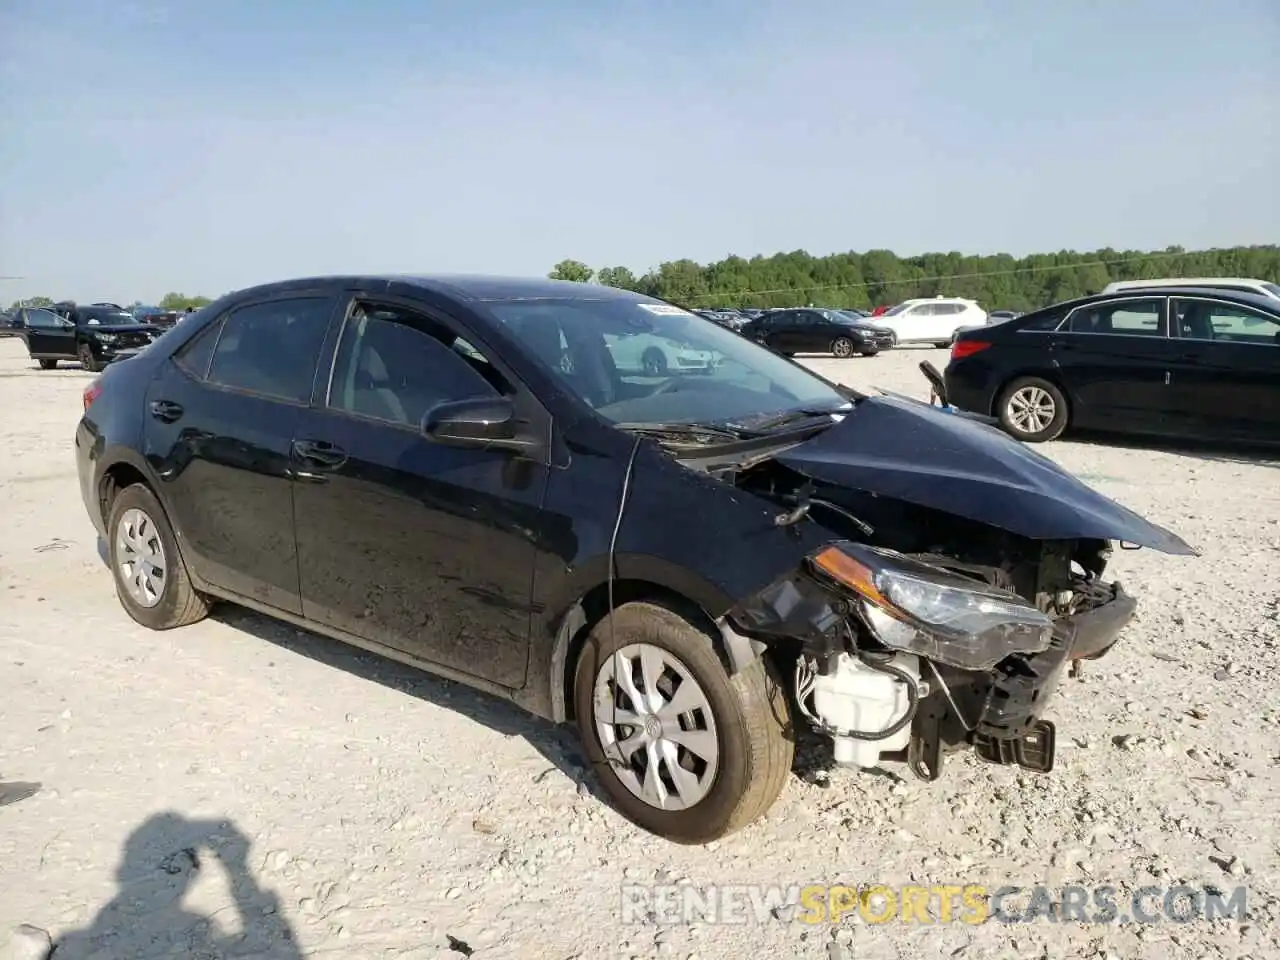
[1051, 297, 1180, 432]
[24, 310, 77, 359]
[141, 293, 339, 613]
[291, 296, 548, 689]
[1169, 296, 1280, 442]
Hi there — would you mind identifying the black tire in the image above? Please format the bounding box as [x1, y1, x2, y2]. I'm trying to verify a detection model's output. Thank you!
[78, 344, 102, 373]
[997, 376, 1069, 443]
[830, 337, 855, 358]
[38, 359, 57, 370]
[573, 602, 794, 844]
[933, 340, 951, 349]
[858, 346, 879, 357]
[107, 483, 210, 629]
[641, 348, 668, 376]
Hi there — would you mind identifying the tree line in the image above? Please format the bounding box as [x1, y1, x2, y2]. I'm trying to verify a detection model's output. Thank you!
[9, 245, 1279, 315]
[548, 244, 1280, 312]
[6, 292, 212, 313]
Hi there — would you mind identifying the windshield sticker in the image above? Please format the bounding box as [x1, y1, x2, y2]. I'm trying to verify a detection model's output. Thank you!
[637, 303, 695, 317]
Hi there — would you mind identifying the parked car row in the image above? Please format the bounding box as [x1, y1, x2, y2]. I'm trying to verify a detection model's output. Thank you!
[7, 301, 166, 371]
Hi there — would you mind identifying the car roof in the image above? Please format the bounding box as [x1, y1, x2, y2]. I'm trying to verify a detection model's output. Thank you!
[227, 274, 659, 305]
[1026, 286, 1280, 317]
[1105, 277, 1272, 288]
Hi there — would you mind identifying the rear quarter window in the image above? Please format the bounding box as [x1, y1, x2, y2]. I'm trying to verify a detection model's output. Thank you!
[173, 317, 225, 379]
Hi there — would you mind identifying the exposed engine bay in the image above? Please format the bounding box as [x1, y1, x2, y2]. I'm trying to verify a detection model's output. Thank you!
[675, 425, 1143, 781]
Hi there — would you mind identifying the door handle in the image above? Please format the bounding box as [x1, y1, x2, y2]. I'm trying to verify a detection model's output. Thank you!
[291, 439, 348, 469]
[1177, 352, 1202, 363]
[148, 399, 184, 422]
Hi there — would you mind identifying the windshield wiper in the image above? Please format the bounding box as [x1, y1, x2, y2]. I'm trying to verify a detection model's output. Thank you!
[615, 421, 746, 444]
[737, 405, 851, 434]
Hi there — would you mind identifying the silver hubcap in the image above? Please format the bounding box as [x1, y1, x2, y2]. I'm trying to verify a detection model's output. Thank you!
[593, 643, 719, 811]
[1008, 386, 1056, 434]
[832, 339, 852, 357]
[115, 507, 167, 607]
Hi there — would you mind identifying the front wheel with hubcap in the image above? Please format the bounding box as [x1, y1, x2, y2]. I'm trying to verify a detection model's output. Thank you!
[108, 483, 210, 629]
[78, 344, 101, 372]
[574, 602, 794, 844]
[998, 376, 1069, 442]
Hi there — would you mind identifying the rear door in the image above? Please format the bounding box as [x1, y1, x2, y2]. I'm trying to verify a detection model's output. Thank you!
[142, 292, 340, 613]
[1052, 297, 1181, 432]
[758, 311, 795, 352]
[1169, 296, 1280, 442]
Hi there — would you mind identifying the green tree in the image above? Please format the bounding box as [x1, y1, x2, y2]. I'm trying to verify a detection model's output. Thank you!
[548, 260, 594, 283]
[551, 245, 1279, 312]
[8, 295, 54, 310]
[596, 266, 640, 290]
[158, 292, 213, 311]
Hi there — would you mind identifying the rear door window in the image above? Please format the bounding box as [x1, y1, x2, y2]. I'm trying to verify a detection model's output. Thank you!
[1066, 299, 1166, 337]
[206, 297, 334, 403]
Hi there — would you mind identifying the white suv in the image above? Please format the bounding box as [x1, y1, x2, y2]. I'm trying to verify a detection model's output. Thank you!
[873, 297, 987, 347]
[1101, 277, 1280, 302]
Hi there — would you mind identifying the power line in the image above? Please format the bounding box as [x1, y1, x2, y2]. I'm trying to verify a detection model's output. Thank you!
[683, 251, 1209, 303]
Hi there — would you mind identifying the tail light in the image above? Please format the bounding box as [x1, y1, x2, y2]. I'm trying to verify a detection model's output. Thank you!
[950, 339, 991, 361]
[83, 379, 103, 411]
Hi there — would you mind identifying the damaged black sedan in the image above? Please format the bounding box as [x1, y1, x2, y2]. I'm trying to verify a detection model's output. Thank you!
[75, 276, 1196, 844]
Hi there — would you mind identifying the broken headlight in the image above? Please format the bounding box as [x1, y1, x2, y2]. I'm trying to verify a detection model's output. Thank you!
[810, 542, 1054, 671]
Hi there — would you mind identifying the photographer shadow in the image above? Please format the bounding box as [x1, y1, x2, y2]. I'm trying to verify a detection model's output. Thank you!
[51, 811, 303, 960]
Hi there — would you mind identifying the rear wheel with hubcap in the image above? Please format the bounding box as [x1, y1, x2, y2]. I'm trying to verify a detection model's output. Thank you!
[998, 376, 1069, 442]
[573, 601, 794, 844]
[108, 483, 210, 629]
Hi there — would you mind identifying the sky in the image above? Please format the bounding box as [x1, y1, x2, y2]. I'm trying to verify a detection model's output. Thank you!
[0, 0, 1277, 304]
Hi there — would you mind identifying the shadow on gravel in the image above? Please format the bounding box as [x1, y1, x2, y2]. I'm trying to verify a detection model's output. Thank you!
[1068, 432, 1280, 470]
[48, 812, 303, 959]
[92, 536, 832, 808]
[214, 605, 603, 798]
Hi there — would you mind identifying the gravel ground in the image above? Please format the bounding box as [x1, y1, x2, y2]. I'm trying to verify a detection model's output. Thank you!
[0, 335, 1277, 960]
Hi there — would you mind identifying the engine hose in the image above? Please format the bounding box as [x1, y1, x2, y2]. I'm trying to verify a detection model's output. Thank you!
[804, 653, 922, 742]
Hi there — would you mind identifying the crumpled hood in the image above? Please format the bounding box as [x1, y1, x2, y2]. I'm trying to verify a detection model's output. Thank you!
[776, 394, 1196, 555]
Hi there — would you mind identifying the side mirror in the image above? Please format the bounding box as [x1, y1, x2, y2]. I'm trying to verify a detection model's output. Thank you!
[421, 396, 535, 453]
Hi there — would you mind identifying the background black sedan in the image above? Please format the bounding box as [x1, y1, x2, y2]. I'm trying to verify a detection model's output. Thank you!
[740, 307, 894, 357]
[944, 286, 1280, 444]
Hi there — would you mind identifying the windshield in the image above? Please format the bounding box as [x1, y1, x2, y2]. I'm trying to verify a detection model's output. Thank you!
[882, 302, 914, 316]
[480, 296, 850, 427]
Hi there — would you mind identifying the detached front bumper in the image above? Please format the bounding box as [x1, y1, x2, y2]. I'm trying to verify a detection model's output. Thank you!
[973, 581, 1136, 741]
